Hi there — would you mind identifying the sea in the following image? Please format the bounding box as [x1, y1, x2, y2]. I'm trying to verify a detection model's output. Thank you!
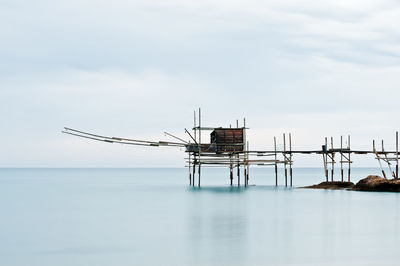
[1, 167, 400, 266]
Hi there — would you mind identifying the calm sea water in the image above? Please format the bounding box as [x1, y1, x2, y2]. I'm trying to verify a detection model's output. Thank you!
[1, 168, 400, 266]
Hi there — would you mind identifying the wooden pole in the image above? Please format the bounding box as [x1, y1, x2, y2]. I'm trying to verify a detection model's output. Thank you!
[348, 135, 351, 182]
[198, 108, 201, 187]
[237, 119, 240, 186]
[198, 161, 201, 187]
[397, 131, 399, 179]
[189, 151, 192, 185]
[322, 152, 327, 182]
[234, 119, 239, 186]
[382, 139, 394, 177]
[382, 140, 388, 179]
[193, 110, 196, 187]
[331, 137, 334, 182]
[374, 139, 386, 179]
[284, 133, 287, 187]
[340, 136, 343, 182]
[325, 137, 328, 182]
[244, 168, 247, 187]
[230, 158, 233, 186]
[237, 164, 240, 186]
[244, 118, 247, 187]
[289, 133, 293, 187]
[274, 136, 278, 186]
[247, 140, 250, 185]
[192, 158, 196, 187]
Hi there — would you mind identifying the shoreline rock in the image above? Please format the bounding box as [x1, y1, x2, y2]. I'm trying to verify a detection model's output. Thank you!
[352, 175, 400, 192]
[303, 175, 400, 192]
[302, 181, 355, 190]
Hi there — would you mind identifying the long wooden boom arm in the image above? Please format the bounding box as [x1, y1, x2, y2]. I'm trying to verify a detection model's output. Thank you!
[62, 127, 186, 147]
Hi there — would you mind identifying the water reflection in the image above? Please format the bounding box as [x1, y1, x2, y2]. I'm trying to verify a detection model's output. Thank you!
[186, 186, 249, 265]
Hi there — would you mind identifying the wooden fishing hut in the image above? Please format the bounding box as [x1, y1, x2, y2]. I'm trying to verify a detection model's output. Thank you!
[185, 109, 247, 187]
[187, 125, 248, 187]
[184, 109, 289, 187]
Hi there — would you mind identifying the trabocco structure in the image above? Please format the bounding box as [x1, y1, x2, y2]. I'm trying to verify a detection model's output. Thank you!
[63, 108, 400, 187]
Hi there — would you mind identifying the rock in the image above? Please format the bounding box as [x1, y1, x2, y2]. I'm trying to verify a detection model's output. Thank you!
[353, 175, 400, 192]
[303, 181, 355, 190]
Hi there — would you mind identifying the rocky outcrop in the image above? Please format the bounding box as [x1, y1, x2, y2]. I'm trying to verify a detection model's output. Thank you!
[353, 175, 400, 192]
[303, 181, 354, 190]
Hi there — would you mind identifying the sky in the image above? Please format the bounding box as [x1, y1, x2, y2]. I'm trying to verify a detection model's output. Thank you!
[1, 0, 400, 167]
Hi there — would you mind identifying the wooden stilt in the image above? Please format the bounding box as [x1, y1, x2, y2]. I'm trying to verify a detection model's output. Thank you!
[189, 151, 192, 185]
[374, 139, 386, 179]
[192, 159, 196, 187]
[193, 110, 196, 187]
[331, 137, 334, 182]
[324, 137, 328, 182]
[244, 168, 247, 187]
[246, 165, 250, 185]
[244, 118, 247, 187]
[340, 136, 343, 182]
[274, 136, 278, 186]
[246, 140, 250, 186]
[198, 108, 201, 187]
[284, 133, 287, 187]
[382, 140, 388, 179]
[348, 135, 351, 182]
[198, 163, 201, 187]
[230, 163, 233, 186]
[289, 133, 293, 187]
[382, 139, 395, 177]
[237, 164, 240, 186]
[396, 131, 399, 179]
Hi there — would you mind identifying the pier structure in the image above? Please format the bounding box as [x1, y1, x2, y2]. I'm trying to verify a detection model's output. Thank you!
[62, 109, 400, 187]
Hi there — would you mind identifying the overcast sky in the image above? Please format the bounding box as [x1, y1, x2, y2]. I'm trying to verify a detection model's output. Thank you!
[1, 0, 400, 167]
